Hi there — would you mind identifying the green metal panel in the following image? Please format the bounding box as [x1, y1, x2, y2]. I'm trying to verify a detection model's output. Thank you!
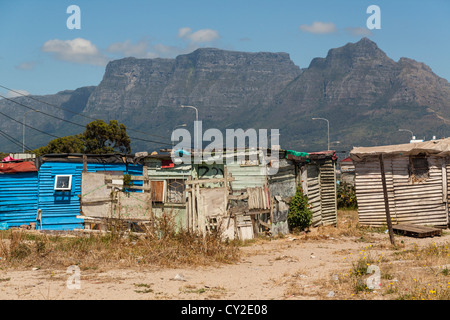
[227, 162, 266, 192]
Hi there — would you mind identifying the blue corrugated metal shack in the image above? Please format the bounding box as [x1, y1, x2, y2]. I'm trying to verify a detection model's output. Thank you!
[0, 154, 143, 231]
[0, 161, 39, 229]
[36, 154, 143, 230]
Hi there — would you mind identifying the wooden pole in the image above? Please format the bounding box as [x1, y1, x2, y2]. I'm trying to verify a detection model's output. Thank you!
[379, 154, 396, 246]
[82, 155, 87, 173]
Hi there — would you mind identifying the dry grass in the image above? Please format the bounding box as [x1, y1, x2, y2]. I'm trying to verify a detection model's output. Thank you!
[0, 212, 240, 270]
[1, 209, 449, 300]
[319, 213, 450, 300]
[295, 209, 385, 242]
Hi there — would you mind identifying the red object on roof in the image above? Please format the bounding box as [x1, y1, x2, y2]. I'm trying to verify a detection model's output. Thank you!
[161, 159, 175, 169]
[308, 150, 338, 161]
[2, 156, 19, 162]
[340, 157, 353, 162]
[0, 161, 37, 173]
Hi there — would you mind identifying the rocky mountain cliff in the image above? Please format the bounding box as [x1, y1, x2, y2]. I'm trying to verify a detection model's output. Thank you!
[1, 38, 450, 153]
[270, 38, 450, 150]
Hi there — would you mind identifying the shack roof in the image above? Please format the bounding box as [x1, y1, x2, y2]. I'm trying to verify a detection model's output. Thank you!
[39, 153, 136, 164]
[0, 161, 37, 173]
[286, 150, 337, 162]
[350, 138, 450, 162]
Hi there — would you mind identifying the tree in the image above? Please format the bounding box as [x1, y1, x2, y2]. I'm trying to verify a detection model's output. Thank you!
[33, 119, 131, 156]
[33, 134, 85, 157]
[83, 120, 131, 154]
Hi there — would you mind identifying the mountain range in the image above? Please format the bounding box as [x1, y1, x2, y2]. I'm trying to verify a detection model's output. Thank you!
[1, 37, 450, 154]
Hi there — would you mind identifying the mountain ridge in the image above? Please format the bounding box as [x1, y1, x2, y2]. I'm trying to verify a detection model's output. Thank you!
[1, 38, 449, 153]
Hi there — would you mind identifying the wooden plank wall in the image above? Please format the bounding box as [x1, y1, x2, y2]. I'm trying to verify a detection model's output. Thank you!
[354, 156, 448, 227]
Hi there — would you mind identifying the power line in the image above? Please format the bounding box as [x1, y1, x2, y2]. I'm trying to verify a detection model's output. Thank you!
[0, 84, 171, 141]
[0, 109, 60, 139]
[0, 93, 172, 147]
[0, 128, 32, 151]
[0, 93, 86, 129]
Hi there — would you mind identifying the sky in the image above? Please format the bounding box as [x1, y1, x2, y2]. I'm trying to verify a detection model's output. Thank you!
[0, 0, 449, 97]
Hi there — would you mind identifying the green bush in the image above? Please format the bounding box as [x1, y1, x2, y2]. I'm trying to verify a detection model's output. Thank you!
[288, 186, 312, 232]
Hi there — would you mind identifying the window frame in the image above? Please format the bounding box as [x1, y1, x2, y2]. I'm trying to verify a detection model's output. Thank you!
[408, 155, 429, 184]
[54, 175, 73, 191]
[166, 178, 186, 204]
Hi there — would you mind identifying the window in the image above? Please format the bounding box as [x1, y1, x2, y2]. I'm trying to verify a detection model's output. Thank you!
[54, 175, 72, 191]
[166, 179, 186, 203]
[409, 155, 429, 183]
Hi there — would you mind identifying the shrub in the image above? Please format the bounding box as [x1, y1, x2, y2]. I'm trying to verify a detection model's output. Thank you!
[287, 186, 312, 232]
[337, 182, 358, 209]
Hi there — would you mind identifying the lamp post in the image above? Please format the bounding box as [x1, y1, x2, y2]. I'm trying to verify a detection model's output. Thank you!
[312, 117, 330, 151]
[23, 110, 37, 153]
[180, 105, 198, 122]
[398, 129, 414, 141]
[181, 105, 200, 160]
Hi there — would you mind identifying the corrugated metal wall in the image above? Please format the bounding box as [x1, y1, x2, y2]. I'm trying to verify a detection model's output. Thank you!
[0, 172, 38, 227]
[354, 156, 448, 227]
[319, 160, 338, 226]
[303, 161, 337, 227]
[38, 162, 143, 230]
[306, 164, 322, 227]
[267, 159, 296, 198]
[229, 162, 267, 192]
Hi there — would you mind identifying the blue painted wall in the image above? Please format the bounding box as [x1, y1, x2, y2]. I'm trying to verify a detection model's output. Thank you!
[0, 172, 38, 228]
[37, 161, 143, 230]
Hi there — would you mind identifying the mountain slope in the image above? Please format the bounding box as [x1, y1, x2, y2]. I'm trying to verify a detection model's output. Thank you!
[268, 38, 450, 151]
[1, 39, 449, 153]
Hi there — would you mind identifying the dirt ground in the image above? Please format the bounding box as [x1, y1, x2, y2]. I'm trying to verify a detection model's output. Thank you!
[1, 224, 449, 300]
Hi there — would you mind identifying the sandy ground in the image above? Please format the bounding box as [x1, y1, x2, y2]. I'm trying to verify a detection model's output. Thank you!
[0, 228, 449, 300]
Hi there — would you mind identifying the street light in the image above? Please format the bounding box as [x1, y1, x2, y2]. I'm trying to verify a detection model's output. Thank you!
[181, 105, 200, 158]
[180, 105, 198, 121]
[312, 117, 330, 151]
[23, 110, 38, 153]
[398, 129, 414, 140]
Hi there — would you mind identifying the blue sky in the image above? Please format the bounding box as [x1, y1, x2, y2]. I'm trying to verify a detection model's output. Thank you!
[1, 0, 449, 97]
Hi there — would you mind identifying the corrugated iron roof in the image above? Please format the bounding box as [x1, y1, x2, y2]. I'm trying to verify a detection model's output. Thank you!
[0, 161, 37, 173]
[350, 138, 450, 161]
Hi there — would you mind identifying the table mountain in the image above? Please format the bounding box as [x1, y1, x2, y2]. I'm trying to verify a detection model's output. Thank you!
[1, 38, 449, 154]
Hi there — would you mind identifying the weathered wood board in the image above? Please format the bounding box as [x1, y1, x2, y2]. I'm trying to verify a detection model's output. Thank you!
[392, 224, 442, 238]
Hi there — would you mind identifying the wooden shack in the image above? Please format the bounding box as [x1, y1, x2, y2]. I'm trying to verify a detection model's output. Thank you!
[350, 139, 450, 228]
[141, 149, 338, 239]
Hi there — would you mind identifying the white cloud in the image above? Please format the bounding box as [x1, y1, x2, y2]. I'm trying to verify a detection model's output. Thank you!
[108, 27, 221, 60]
[299, 21, 337, 34]
[152, 43, 187, 57]
[15, 61, 36, 70]
[345, 27, 373, 37]
[0, 89, 30, 99]
[107, 39, 158, 59]
[42, 38, 108, 66]
[178, 27, 192, 39]
[178, 27, 220, 43]
[42, 28, 221, 65]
